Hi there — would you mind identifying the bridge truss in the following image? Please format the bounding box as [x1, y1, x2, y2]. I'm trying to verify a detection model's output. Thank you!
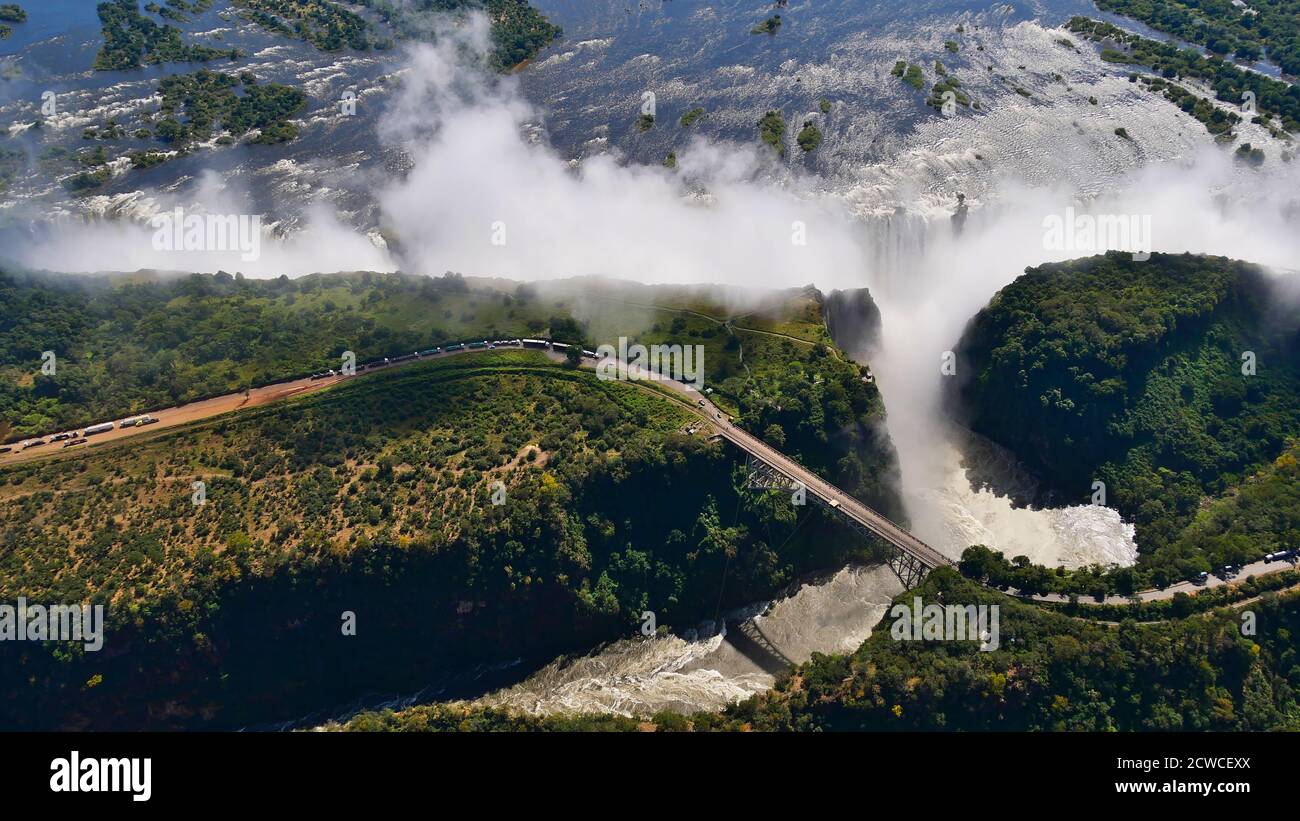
[744, 454, 933, 589]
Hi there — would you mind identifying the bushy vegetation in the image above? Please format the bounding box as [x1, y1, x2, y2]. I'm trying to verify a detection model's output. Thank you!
[757, 110, 786, 156]
[156, 69, 307, 146]
[751, 15, 781, 35]
[951, 253, 1300, 574]
[1136, 75, 1242, 137]
[355, 0, 562, 70]
[94, 0, 240, 70]
[341, 704, 643, 732]
[232, 0, 377, 51]
[795, 120, 822, 151]
[1068, 16, 1300, 132]
[892, 60, 926, 91]
[927, 76, 970, 111]
[0, 349, 892, 728]
[0, 4, 25, 23]
[1095, 0, 1300, 75]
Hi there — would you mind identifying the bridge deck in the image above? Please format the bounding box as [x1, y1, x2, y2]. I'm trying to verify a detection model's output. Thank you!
[720, 425, 952, 571]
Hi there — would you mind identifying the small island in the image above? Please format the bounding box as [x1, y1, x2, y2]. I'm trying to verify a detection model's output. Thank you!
[758, 110, 786, 156]
[796, 120, 823, 151]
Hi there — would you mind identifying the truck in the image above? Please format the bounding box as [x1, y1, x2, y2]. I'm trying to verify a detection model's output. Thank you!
[84, 423, 115, 436]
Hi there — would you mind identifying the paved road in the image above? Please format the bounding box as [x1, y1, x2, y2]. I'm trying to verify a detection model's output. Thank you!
[1018, 554, 1299, 605]
[0, 346, 505, 467]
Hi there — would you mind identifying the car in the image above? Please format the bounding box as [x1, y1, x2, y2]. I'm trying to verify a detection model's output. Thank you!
[697, 399, 706, 407]
[1192, 571, 1209, 585]
[0, 446, 11, 454]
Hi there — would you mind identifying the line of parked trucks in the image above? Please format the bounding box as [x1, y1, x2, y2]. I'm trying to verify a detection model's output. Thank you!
[4, 339, 607, 456]
[0, 414, 158, 455]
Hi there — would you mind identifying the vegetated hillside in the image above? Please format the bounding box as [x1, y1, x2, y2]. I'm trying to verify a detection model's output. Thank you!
[728, 570, 1300, 731]
[0, 268, 903, 523]
[339, 569, 1300, 731]
[0, 350, 891, 729]
[950, 252, 1300, 562]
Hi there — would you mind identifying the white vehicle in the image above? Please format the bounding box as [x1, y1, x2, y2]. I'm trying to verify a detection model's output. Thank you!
[84, 423, 115, 436]
[827, 499, 841, 509]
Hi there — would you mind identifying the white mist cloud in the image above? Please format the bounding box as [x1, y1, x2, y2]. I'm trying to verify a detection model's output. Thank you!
[377, 21, 872, 292]
[10, 169, 393, 276]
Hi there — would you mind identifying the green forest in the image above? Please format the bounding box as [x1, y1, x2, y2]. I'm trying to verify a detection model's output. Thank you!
[155, 69, 307, 146]
[232, 0, 378, 51]
[1067, 17, 1300, 133]
[94, 0, 240, 70]
[0, 269, 903, 524]
[354, 0, 562, 70]
[951, 252, 1300, 582]
[1095, 0, 1300, 75]
[343, 570, 1300, 731]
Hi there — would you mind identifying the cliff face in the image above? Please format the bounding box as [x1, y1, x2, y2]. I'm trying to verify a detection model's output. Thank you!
[815, 287, 906, 526]
[824, 287, 884, 361]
